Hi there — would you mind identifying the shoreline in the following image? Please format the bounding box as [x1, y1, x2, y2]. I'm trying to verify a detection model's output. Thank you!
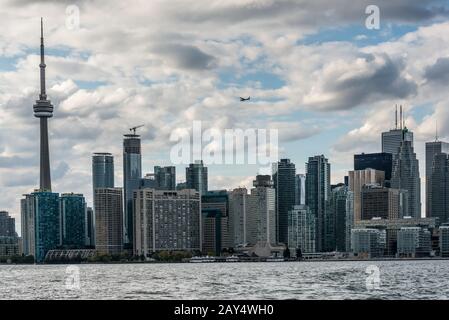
[1, 257, 449, 266]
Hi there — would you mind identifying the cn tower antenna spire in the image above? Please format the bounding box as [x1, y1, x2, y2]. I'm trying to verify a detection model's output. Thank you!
[39, 17, 47, 100]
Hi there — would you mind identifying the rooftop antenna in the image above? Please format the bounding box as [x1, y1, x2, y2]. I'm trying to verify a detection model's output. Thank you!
[402, 105, 406, 129]
[395, 104, 398, 130]
[400, 105, 403, 130]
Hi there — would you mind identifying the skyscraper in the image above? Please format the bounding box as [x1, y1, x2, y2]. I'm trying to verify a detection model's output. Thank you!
[305, 155, 331, 252]
[33, 19, 53, 192]
[154, 166, 176, 190]
[21, 191, 60, 262]
[348, 169, 385, 222]
[186, 160, 208, 195]
[287, 205, 315, 254]
[425, 140, 449, 217]
[228, 188, 248, 246]
[123, 133, 142, 249]
[60, 193, 86, 249]
[202, 190, 232, 255]
[272, 159, 296, 244]
[354, 152, 393, 182]
[429, 153, 449, 224]
[327, 185, 353, 252]
[0, 211, 17, 237]
[134, 189, 201, 255]
[86, 207, 95, 247]
[391, 140, 421, 218]
[92, 153, 114, 191]
[95, 188, 123, 255]
[247, 175, 276, 246]
[295, 174, 306, 205]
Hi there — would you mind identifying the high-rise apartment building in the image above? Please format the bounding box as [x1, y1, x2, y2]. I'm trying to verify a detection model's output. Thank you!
[0, 211, 16, 237]
[426, 141, 449, 218]
[94, 188, 123, 255]
[134, 189, 201, 255]
[154, 166, 176, 190]
[287, 205, 315, 254]
[60, 193, 86, 249]
[361, 185, 407, 220]
[228, 188, 248, 247]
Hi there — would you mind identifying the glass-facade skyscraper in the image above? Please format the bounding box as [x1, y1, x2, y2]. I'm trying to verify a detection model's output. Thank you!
[21, 191, 60, 263]
[272, 159, 296, 244]
[305, 155, 331, 252]
[429, 153, 449, 225]
[154, 166, 176, 190]
[382, 128, 413, 156]
[123, 134, 142, 249]
[92, 153, 114, 191]
[295, 174, 306, 206]
[354, 152, 393, 182]
[391, 140, 421, 218]
[425, 141, 449, 218]
[60, 193, 86, 249]
[186, 160, 208, 195]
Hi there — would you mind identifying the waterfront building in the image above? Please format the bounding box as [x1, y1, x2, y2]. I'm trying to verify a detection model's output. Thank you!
[348, 169, 385, 222]
[228, 188, 248, 247]
[247, 175, 276, 246]
[287, 205, 315, 255]
[0, 237, 19, 258]
[440, 225, 449, 257]
[425, 141, 449, 217]
[202, 190, 232, 255]
[94, 188, 123, 255]
[21, 191, 60, 262]
[60, 193, 86, 249]
[397, 227, 431, 257]
[272, 159, 296, 244]
[134, 189, 201, 255]
[123, 133, 142, 249]
[351, 228, 386, 258]
[327, 186, 353, 252]
[305, 155, 331, 252]
[354, 217, 438, 257]
[186, 160, 208, 195]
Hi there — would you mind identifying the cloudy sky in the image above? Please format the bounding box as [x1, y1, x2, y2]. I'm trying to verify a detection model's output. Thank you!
[1, 0, 449, 231]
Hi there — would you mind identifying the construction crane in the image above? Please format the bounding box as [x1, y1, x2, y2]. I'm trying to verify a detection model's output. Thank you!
[129, 124, 144, 135]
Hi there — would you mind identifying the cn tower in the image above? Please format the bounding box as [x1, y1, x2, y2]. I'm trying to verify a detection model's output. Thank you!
[33, 18, 53, 191]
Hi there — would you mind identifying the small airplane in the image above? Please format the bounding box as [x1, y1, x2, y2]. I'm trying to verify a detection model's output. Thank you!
[240, 96, 250, 101]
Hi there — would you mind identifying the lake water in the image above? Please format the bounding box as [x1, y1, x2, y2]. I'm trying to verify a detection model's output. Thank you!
[1, 260, 448, 300]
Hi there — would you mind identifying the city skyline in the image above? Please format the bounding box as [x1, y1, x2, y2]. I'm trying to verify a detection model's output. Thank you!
[2, 2, 449, 232]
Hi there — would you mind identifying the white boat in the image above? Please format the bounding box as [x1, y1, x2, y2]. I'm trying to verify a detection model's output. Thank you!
[189, 256, 216, 263]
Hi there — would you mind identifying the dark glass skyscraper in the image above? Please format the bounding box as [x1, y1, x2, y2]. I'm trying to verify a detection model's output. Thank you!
[92, 153, 114, 191]
[33, 19, 53, 192]
[186, 160, 208, 195]
[425, 141, 449, 218]
[21, 191, 60, 262]
[154, 166, 176, 190]
[306, 155, 331, 252]
[272, 159, 296, 244]
[123, 134, 142, 248]
[430, 153, 449, 225]
[0, 211, 16, 237]
[295, 174, 306, 205]
[354, 152, 393, 182]
[60, 193, 86, 249]
[391, 140, 421, 218]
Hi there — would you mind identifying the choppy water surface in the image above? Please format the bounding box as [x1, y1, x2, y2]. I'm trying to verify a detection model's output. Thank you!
[1, 260, 448, 299]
